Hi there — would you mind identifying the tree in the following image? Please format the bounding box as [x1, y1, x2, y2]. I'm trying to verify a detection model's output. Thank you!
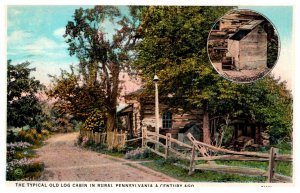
[133, 6, 292, 145]
[48, 66, 106, 121]
[133, 6, 234, 144]
[235, 76, 292, 144]
[7, 60, 45, 129]
[59, 6, 141, 131]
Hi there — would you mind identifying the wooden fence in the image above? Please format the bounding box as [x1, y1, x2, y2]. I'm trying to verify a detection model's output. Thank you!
[80, 130, 127, 149]
[142, 128, 293, 183]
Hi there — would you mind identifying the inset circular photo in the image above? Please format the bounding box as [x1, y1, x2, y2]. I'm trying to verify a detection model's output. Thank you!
[207, 9, 280, 83]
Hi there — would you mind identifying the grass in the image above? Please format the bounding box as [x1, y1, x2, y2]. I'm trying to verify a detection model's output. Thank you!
[83, 142, 126, 158]
[142, 160, 266, 182]
[138, 147, 292, 182]
[215, 160, 292, 176]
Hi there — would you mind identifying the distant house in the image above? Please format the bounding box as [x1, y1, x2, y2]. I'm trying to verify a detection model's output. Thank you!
[117, 88, 269, 146]
[227, 20, 268, 70]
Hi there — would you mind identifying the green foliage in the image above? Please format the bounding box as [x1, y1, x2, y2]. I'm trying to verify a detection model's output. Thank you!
[236, 76, 292, 144]
[81, 109, 106, 133]
[124, 147, 151, 160]
[7, 60, 45, 128]
[134, 6, 233, 98]
[142, 160, 266, 182]
[48, 68, 106, 121]
[134, 6, 292, 144]
[54, 6, 141, 131]
[133, 6, 236, 144]
[267, 32, 279, 68]
[6, 142, 44, 181]
[17, 128, 49, 145]
[216, 160, 292, 177]
[6, 159, 44, 181]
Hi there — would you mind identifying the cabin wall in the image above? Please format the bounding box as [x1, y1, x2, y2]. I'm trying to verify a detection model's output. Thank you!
[125, 99, 142, 137]
[239, 26, 267, 69]
[227, 39, 240, 69]
[138, 100, 203, 138]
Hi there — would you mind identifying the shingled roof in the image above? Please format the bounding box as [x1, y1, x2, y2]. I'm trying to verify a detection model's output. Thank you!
[229, 20, 264, 41]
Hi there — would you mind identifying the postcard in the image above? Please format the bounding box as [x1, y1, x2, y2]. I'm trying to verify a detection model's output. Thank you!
[2, 1, 298, 193]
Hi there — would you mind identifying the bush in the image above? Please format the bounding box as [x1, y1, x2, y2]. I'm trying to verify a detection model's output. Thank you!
[41, 129, 50, 136]
[6, 158, 44, 181]
[7, 142, 32, 162]
[6, 142, 44, 181]
[6, 128, 48, 181]
[81, 109, 106, 133]
[76, 135, 94, 147]
[16, 128, 47, 145]
[124, 148, 151, 160]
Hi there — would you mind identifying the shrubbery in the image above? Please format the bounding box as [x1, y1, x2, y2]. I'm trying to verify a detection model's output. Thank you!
[6, 128, 49, 180]
[6, 141, 44, 180]
[17, 128, 50, 145]
[124, 148, 151, 160]
[81, 109, 106, 133]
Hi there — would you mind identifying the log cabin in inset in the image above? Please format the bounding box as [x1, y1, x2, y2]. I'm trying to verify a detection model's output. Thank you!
[226, 20, 267, 70]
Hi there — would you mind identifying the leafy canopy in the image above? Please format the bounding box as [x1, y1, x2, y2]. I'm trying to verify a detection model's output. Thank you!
[133, 6, 292, 144]
[49, 6, 141, 131]
[7, 60, 45, 128]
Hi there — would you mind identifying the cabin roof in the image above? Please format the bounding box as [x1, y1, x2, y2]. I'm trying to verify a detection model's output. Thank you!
[240, 20, 264, 30]
[229, 20, 264, 41]
[117, 104, 130, 113]
[124, 88, 145, 97]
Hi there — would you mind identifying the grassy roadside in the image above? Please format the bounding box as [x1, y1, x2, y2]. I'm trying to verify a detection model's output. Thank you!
[82, 140, 292, 182]
[141, 160, 266, 182]
[139, 157, 292, 182]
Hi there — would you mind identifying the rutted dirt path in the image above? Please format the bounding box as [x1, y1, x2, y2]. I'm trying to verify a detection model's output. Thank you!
[36, 132, 179, 182]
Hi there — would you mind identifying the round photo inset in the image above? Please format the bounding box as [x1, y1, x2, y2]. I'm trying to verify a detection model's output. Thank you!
[207, 9, 280, 83]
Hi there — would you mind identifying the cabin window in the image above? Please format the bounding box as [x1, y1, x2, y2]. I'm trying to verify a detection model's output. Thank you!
[162, 112, 172, 129]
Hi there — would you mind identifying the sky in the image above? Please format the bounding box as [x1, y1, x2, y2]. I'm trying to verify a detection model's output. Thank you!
[7, 5, 294, 91]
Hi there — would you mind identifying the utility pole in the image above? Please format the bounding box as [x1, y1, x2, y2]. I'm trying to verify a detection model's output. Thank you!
[153, 74, 159, 150]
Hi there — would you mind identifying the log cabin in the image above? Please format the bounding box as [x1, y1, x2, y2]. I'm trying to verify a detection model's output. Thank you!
[227, 20, 268, 70]
[117, 88, 269, 146]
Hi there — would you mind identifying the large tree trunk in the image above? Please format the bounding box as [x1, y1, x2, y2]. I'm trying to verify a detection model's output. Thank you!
[202, 103, 211, 144]
[106, 110, 116, 132]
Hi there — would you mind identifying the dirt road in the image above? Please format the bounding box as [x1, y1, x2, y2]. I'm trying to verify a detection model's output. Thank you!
[36, 132, 178, 182]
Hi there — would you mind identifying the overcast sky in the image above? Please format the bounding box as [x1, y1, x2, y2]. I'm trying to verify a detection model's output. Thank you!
[7, 5, 294, 91]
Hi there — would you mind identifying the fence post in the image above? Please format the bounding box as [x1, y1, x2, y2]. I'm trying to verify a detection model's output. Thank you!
[188, 144, 196, 175]
[267, 147, 279, 182]
[142, 128, 147, 148]
[165, 133, 172, 159]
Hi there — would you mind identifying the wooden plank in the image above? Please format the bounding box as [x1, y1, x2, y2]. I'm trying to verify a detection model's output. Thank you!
[142, 128, 146, 148]
[165, 133, 171, 159]
[169, 148, 191, 160]
[194, 155, 270, 161]
[145, 138, 166, 148]
[273, 173, 293, 183]
[194, 164, 267, 176]
[169, 138, 193, 149]
[145, 145, 166, 158]
[275, 155, 293, 162]
[146, 130, 167, 140]
[125, 137, 142, 143]
[189, 145, 196, 175]
[267, 147, 279, 183]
